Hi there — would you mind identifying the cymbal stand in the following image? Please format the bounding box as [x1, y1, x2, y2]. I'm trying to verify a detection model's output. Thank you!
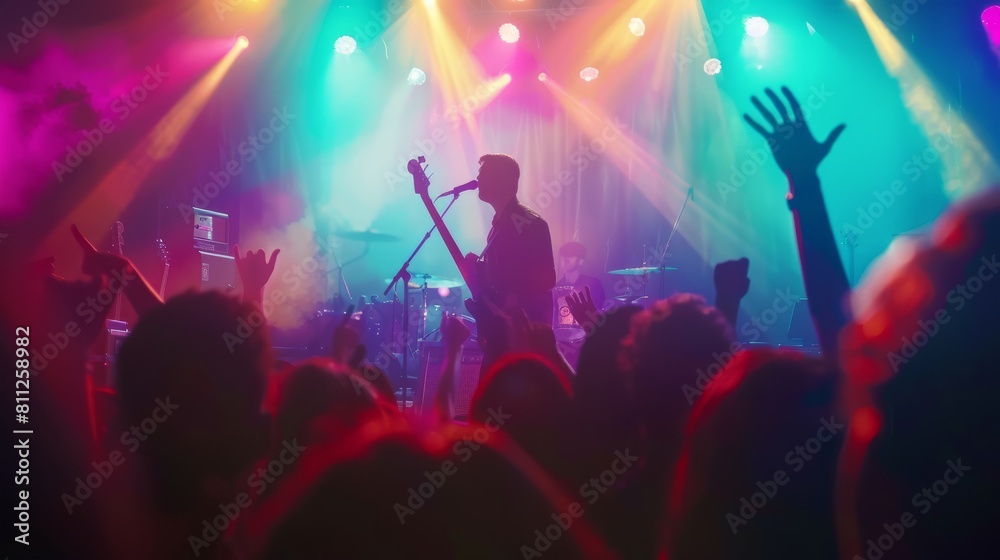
[325, 239, 359, 311]
[656, 187, 694, 298]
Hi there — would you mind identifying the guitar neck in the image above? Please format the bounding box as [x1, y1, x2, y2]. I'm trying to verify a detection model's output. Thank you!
[158, 263, 170, 300]
[113, 224, 124, 321]
[418, 194, 478, 296]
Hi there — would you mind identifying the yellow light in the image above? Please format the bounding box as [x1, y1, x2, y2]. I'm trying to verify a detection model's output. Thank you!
[849, 0, 999, 197]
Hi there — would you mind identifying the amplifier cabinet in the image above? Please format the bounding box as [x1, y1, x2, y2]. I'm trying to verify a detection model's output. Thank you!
[419, 342, 483, 421]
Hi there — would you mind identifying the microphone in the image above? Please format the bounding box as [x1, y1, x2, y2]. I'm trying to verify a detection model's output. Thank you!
[435, 179, 478, 200]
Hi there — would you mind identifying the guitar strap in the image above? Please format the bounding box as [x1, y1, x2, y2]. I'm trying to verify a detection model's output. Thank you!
[480, 228, 499, 263]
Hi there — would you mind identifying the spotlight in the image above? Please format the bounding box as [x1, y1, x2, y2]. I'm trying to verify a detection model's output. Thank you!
[499, 23, 520, 43]
[629, 18, 646, 37]
[334, 36, 357, 55]
[580, 67, 599, 82]
[984, 6, 1000, 46]
[538, 72, 547, 82]
[744, 16, 769, 38]
[984, 5, 1000, 23]
[703, 58, 722, 75]
[407, 67, 427, 85]
[235, 35, 249, 49]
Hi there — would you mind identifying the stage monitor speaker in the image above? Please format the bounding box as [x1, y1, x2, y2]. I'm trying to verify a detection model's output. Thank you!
[419, 341, 483, 421]
[787, 298, 819, 346]
[199, 251, 236, 293]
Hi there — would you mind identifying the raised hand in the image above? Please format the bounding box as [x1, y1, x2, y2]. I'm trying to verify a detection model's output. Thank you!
[566, 286, 601, 334]
[714, 258, 751, 302]
[71, 224, 128, 278]
[233, 244, 280, 294]
[441, 314, 471, 353]
[744, 86, 845, 179]
[71, 224, 163, 314]
[714, 258, 750, 327]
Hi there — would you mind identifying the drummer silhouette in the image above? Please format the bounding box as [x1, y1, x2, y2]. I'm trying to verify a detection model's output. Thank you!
[555, 242, 606, 309]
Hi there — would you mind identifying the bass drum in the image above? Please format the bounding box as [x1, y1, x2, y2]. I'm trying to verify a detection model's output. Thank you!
[309, 300, 401, 353]
[355, 299, 402, 352]
[552, 285, 586, 343]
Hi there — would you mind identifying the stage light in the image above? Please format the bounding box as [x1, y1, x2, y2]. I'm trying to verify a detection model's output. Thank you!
[235, 35, 249, 49]
[629, 18, 646, 37]
[538, 72, 547, 82]
[703, 58, 722, 75]
[984, 6, 1000, 46]
[407, 67, 427, 85]
[334, 35, 357, 55]
[499, 23, 520, 43]
[580, 67, 599, 82]
[744, 16, 769, 38]
[806, 22, 817, 36]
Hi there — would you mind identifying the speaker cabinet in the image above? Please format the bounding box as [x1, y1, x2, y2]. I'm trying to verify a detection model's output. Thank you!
[419, 342, 483, 421]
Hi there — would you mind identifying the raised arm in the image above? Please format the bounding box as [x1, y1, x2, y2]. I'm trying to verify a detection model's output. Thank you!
[71, 225, 162, 318]
[233, 244, 280, 307]
[744, 87, 850, 357]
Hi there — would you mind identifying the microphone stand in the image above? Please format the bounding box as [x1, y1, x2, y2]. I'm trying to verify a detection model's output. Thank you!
[657, 187, 694, 298]
[385, 194, 462, 412]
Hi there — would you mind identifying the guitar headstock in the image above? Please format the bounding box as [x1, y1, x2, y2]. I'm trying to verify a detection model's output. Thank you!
[407, 156, 430, 196]
[842, 229, 859, 249]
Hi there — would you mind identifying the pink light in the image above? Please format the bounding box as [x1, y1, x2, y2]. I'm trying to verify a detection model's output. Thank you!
[984, 6, 1000, 47]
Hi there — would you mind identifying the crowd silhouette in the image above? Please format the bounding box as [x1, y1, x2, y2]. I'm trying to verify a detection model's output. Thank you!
[9, 87, 998, 559]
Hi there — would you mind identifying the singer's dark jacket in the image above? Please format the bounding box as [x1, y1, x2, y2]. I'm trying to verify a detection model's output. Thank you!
[481, 199, 556, 325]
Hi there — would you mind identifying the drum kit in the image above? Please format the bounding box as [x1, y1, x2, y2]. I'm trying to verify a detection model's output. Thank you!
[309, 230, 475, 387]
[313, 229, 681, 374]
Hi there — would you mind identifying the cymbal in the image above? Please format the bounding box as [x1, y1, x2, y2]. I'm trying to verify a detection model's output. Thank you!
[332, 229, 400, 243]
[612, 295, 649, 303]
[407, 272, 464, 289]
[611, 295, 653, 308]
[607, 266, 678, 275]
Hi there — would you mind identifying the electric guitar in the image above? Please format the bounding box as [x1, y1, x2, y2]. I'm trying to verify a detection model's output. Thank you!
[407, 157, 500, 352]
[113, 221, 125, 320]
